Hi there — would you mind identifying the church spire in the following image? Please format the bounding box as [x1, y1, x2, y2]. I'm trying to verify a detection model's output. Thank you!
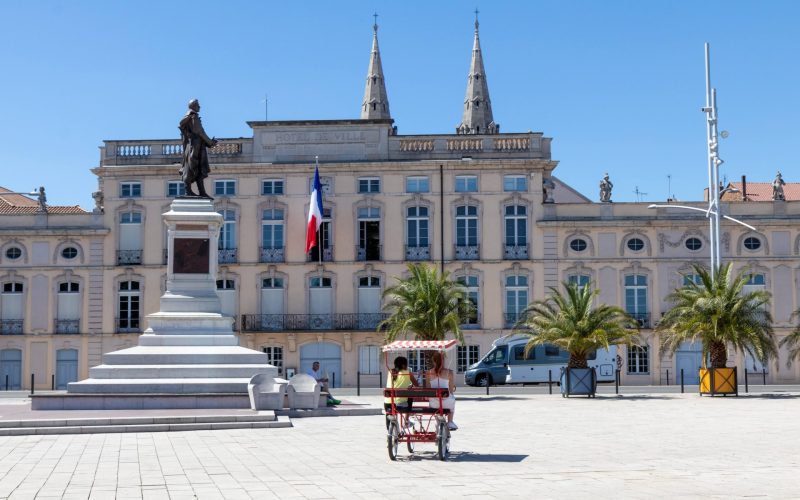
[457, 10, 498, 134]
[360, 15, 391, 120]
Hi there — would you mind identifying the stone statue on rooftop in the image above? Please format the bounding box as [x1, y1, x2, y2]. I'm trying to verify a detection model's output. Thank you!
[772, 171, 786, 201]
[36, 186, 47, 213]
[542, 176, 555, 203]
[599, 173, 613, 203]
[179, 99, 217, 198]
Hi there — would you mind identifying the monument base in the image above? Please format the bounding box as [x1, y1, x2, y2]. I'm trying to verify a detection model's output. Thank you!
[31, 393, 252, 411]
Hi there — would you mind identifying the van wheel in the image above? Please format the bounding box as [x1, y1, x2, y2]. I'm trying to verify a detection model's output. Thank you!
[476, 374, 491, 387]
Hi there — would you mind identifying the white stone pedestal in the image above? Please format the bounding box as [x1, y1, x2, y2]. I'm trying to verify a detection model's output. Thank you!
[34, 199, 276, 410]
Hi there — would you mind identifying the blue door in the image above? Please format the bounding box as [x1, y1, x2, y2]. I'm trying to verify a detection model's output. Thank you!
[299, 342, 342, 388]
[676, 342, 703, 384]
[56, 349, 78, 390]
[0, 349, 22, 390]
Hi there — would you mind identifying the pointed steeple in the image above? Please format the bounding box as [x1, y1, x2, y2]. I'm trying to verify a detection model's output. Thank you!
[361, 16, 391, 120]
[457, 11, 498, 134]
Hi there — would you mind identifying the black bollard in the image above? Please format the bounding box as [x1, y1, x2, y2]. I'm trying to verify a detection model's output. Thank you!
[680, 369, 684, 393]
[615, 370, 619, 394]
[332, 372, 336, 389]
[30, 373, 34, 395]
[51, 374, 55, 390]
[548, 370, 553, 395]
[357, 371, 361, 396]
[4, 374, 7, 391]
[745, 368, 749, 393]
[666, 369, 670, 386]
[379, 371, 382, 389]
[762, 368, 766, 385]
[485, 377, 490, 396]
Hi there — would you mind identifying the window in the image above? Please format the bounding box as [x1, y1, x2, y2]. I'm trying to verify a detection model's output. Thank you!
[262, 180, 284, 195]
[503, 175, 527, 192]
[746, 274, 765, 286]
[120, 212, 142, 224]
[570, 239, 587, 252]
[406, 206, 429, 249]
[568, 274, 591, 287]
[309, 276, 332, 287]
[359, 345, 381, 375]
[120, 182, 141, 198]
[262, 277, 284, 288]
[456, 206, 478, 246]
[261, 209, 284, 249]
[626, 238, 645, 252]
[406, 176, 429, 193]
[262, 346, 284, 375]
[216, 279, 235, 290]
[504, 205, 527, 247]
[5, 247, 22, 260]
[627, 346, 649, 374]
[457, 275, 480, 326]
[505, 275, 528, 325]
[358, 276, 380, 287]
[308, 208, 332, 262]
[683, 274, 703, 286]
[455, 175, 478, 193]
[219, 209, 236, 250]
[59, 282, 79, 293]
[358, 178, 380, 194]
[407, 351, 425, 373]
[309, 177, 332, 195]
[118, 280, 140, 332]
[744, 237, 761, 251]
[624, 274, 648, 327]
[214, 180, 236, 196]
[685, 237, 703, 251]
[2, 282, 23, 293]
[457, 345, 480, 373]
[167, 181, 186, 197]
[357, 207, 381, 261]
[61, 247, 78, 260]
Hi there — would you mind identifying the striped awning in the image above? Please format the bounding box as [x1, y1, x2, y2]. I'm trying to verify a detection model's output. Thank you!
[381, 339, 459, 352]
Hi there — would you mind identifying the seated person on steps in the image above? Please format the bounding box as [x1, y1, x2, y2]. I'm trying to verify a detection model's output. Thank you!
[384, 356, 419, 429]
[426, 351, 458, 431]
[307, 361, 341, 406]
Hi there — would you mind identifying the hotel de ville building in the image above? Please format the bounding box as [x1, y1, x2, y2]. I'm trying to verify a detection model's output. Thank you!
[2, 20, 799, 391]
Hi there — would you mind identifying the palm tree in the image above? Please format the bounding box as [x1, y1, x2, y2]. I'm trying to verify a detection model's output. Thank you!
[657, 263, 777, 369]
[379, 264, 472, 344]
[516, 282, 641, 368]
[778, 310, 800, 367]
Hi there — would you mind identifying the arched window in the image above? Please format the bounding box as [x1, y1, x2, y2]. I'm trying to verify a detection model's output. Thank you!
[261, 208, 285, 263]
[504, 205, 528, 259]
[406, 206, 430, 260]
[504, 275, 528, 327]
[117, 280, 141, 333]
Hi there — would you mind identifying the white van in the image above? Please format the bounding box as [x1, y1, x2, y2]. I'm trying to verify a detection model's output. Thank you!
[464, 335, 616, 386]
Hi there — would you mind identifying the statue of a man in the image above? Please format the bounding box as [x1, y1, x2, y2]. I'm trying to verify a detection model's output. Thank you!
[179, 99, 217, 198]
[773, 171, 786, 201]
[599, 173, 613, 203]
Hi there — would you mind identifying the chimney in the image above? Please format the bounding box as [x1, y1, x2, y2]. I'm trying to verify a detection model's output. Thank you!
[741, 175, 747, 201]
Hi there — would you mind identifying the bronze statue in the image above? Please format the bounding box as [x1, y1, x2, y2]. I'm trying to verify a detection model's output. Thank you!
[179, 99, 217, 198]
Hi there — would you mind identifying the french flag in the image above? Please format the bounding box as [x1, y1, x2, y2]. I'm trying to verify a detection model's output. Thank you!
[305, 166, 324, 253]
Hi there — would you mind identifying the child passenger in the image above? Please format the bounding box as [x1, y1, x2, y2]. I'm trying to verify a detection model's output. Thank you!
[384, 356, 419, 428]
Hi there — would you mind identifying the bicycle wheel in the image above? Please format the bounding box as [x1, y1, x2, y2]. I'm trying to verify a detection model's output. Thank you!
[387, 421, 399, 461]
[436, 421, 450, 461]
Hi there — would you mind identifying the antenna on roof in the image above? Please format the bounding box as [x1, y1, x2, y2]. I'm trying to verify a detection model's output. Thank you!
[633, 186, 648, 203]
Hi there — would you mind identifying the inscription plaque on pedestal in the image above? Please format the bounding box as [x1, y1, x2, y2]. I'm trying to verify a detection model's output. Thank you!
[173, 238, 210, 274]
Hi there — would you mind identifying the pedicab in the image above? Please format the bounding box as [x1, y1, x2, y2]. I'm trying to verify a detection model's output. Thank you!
[382, 339, 456, 461]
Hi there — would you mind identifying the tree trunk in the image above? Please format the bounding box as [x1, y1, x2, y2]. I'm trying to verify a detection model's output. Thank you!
[568, 352, 589, 369]
[709, 341, 728, 369]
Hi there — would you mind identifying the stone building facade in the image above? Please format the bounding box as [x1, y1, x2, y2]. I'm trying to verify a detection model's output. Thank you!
[2, 22, 799, 389]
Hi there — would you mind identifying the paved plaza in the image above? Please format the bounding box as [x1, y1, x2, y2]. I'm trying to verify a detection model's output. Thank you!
[0, 392, 799, 499]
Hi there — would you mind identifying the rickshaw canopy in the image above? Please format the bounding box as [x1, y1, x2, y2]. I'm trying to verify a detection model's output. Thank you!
[382, 339, 458, 352]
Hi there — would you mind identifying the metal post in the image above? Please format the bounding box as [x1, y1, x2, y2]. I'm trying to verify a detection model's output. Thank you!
[615, 369, 619, 394]
[666, 369, 670, 386]
[548, 370, 553, 395]
[379, 371, 382, 388]
[332, 372, 335, 389]
[745, 368, 749, 393]
[357, 371, 361, 396]
[485, 379, 489, 396]
[762, 368, 766, 385]
[680, 369, 684, 393]
[4, 374, 8, 391]
[30, 373, 34, 395]
[51, 374, 55, 391]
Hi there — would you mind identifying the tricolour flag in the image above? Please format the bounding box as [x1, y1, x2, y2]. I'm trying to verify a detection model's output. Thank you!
[305, 166, 324, 253]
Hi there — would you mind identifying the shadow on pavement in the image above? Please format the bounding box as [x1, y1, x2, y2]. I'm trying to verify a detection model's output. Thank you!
[596, 395, 675, 401]
[448, 452, 528, 462]
[734, 393, 800, 399]
[457, 396, 527, 402]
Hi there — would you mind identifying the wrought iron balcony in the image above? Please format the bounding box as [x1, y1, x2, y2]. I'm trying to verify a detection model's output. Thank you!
[405, 245, 431, 261]
[357, 245, 382, 261]
[55, 319, 80, 334]
[117, 250, 142, 265]
[0, 319, 23, 335]
[455, 244, 480, 260]
[241, 313, 390, 332]
[218, 248, 238, 264]
[504, 312, 525, 328]
[504, 244, 529, 260]
[629, 312, 651, 329]
[115, 317, 141, 333]
[259, 247, 285, 263]
[307, 246, 333, 262]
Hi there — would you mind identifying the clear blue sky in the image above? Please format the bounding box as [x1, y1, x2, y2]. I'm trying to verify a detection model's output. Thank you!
[1, 1, 798, 206]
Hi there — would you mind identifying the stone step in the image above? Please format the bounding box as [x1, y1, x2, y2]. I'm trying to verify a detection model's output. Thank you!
[102, 346, 269, 365]
[67, 378, 255, 393]
[0, 417, 292, 436]
[0, 412, 277, 429]
[89, 364, 270, 379]
[138, 335, 240, 346]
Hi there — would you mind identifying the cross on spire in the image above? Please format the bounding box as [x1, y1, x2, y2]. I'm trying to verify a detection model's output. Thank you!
[474, 8, 479, 30]
[373, 12, 378, 32]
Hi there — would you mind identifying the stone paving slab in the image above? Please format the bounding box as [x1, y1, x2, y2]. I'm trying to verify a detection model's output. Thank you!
[0, 393, 799, 498]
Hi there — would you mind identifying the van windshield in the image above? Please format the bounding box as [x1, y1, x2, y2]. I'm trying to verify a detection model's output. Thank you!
[483, 346, 506, 364]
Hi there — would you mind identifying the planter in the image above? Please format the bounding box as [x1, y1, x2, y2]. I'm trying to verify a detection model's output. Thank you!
[560, 367, 597, 398]
[699, 367, 738, 396]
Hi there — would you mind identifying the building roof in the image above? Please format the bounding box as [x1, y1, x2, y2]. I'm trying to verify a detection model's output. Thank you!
[716, 181, 800, 202]
[0, 186, 88, 214]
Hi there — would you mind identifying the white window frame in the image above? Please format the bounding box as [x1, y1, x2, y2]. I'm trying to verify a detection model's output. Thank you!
[406, 176, 430, 193]
[262, 179, 285, 195]
[214, 179, 237, 196]
[219, 209, 237, 250]
[455, 205, 479, 246]
[359, 345, 381, 375]
[455, 175, 478, 193]
[120, 181, 141, 198]
[504, 205, 527, 246]
[406, 206, 430, 249]
[166, 181, 185, 197]
[504, 275, 529, 324]
[627, 345, 649, 374]
[358, 177, 381, 194]
[457, 345, 480, 373]
[503, 175, 527, 192]
[262, 346, 284, 375]
[261, 208, 285, 250]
